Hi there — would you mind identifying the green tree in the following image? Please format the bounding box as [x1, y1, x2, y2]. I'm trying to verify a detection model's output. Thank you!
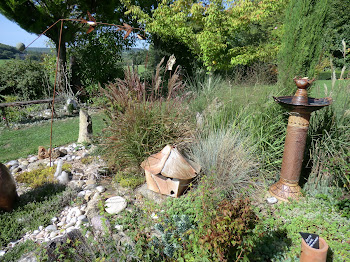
[123, 0, 288, 72]
[324, 0, 350, 71]
[0, 0, 121, 91]
[278, 0, 329, 88]
[0, 59, 49, 100]
[68, 26, 134, 95]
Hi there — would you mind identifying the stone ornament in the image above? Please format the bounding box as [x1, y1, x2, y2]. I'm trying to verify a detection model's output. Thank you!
[141, 145, 200, 197]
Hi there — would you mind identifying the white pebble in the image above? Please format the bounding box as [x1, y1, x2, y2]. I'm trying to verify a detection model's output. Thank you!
[66, 226, 75, 233]
[77, 191, 86, 198]
[45, 225, 57, 232]
[266, 197, 278, 204]
[49, 231, 58, 238]
[57, 221, 64, 227]
[114, 225, 123, 231]
[77, 215, 87, 221]
[96, 186, 106, 193]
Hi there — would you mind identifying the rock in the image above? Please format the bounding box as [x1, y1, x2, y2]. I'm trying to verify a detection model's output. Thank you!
[18, 164, 28, 171]
[6, 160, 19, 167]
[18, 159, 29, 166]
[57, 221, 64, 227]
[17, 252, 38, 262]
[0, 163, 18, 211]
[58, 149, 67, 157]
[54, 159, 63, 178]
[77, 191, 86, 198]
[96, 186, 106, 193]
[12, 166, 22, 174]
[9, 165, 19, 172]
[28, 156, 38, 163]
[66, 98, 78, 113]
[0, 250, 5, 257]
[57, 171, 69, 184]
[45, 229, 92, 261]
[114, 225, 123, 231]
[77, 215, 88, 222]
[135, 184, 167, 205]
[45, 225, 57, 232]
[104, 196, 127, 215]
[65, 222, 75, 228]
[77, 109, 93, 144]
[266, 197, 278, 204]
[85, 199, 100, 219]
[97, 166, 109, 175]
[151, 212, 159, 220]
[49, 231, 58, 238]
[84, 190, 93, 201]
[51, 217, 58, 223]
[84, 184, 96, 190]
[85, 179, 96, 186]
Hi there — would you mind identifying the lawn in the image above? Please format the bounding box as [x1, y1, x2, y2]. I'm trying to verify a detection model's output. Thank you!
[0, 111, 106, 163]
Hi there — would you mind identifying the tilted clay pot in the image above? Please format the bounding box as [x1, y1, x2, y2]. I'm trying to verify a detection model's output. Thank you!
[300, 237, 328, 262]
[0, 163, 18, 211]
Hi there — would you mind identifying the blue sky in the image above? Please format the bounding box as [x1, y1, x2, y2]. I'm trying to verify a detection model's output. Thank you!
[0, 14, 49, 48]
[0, 13, 148, 49]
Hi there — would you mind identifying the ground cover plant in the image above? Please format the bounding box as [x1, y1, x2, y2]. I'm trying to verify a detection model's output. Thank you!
[0, 184, 77, 251]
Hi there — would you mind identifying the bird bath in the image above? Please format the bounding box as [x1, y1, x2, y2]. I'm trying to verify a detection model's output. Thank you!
[269, 77, 332, 201]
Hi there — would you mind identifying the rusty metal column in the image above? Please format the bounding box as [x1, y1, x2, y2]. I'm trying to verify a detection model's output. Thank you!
[269, 77, 332, 202]
[269, 109, 310, 200]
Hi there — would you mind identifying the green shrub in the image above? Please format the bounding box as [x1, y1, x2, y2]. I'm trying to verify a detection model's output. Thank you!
[278, 0, 329, 88]
[0, 95, 27, 123]
[202, 198, 258, 261]
[17, 163, 72, 188]
[99, 59, 193, 170]
[0, 59, 50, 100]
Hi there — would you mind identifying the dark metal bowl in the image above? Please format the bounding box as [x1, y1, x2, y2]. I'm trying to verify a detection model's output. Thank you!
[273, 96, 332, 113]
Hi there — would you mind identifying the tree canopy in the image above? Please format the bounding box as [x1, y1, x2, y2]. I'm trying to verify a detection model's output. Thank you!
[0, 0, 126, 91]
[123, 0, 288, 71]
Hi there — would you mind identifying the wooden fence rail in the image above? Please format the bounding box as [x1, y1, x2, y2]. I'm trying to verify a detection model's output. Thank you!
[0, 98, 63, 128]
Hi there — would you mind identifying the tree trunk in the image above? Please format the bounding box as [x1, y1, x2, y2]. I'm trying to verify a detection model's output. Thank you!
[55, 41, 67, 93]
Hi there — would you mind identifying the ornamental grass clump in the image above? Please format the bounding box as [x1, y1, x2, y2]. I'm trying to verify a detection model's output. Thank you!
[191, 128, 259, 199]
[99, 58, 194, 170]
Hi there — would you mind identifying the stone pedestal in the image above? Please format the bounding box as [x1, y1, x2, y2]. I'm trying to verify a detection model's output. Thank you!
[78, 109, 93, 144]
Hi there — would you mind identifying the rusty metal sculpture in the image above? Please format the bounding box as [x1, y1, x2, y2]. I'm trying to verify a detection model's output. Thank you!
[22, 12, 146, 166]
[269, 77, 332, 201]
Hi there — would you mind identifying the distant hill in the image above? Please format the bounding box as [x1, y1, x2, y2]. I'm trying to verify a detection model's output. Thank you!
[0, 43, 21, 59]
[0, 43, 53, 61]
[27, 47, 52, 54]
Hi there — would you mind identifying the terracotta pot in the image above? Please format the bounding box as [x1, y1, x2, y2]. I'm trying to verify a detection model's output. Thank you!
[300, 237, 328, 262]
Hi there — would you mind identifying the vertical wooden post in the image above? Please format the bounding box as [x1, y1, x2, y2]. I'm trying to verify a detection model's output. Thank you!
[1, 108, 9, 128]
